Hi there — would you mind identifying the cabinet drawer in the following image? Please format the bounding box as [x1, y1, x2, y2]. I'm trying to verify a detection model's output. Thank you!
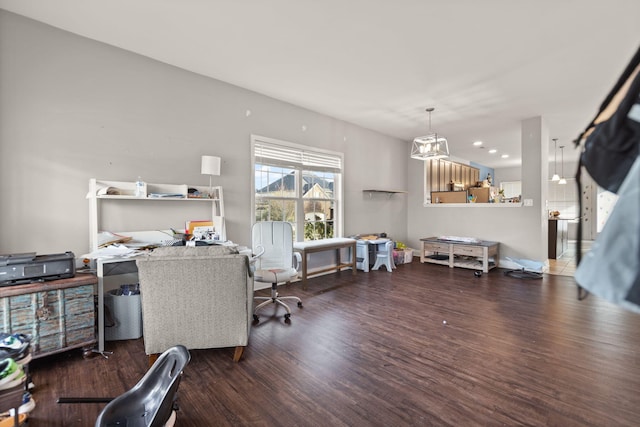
[423, 242, 450, 253]
[452, 244, 484, 257]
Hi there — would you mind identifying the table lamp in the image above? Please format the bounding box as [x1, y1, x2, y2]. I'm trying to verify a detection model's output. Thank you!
[201, 155, 221, 198]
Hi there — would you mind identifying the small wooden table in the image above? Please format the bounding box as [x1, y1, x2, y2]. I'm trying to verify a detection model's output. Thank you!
[420, 237, 500, 273]
[293, 238, 357, 287]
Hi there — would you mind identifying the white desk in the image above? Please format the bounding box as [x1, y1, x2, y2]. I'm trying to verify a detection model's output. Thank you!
[92, 238, 239, 354]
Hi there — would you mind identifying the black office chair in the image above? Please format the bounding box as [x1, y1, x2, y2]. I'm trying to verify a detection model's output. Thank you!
[95, 345, 190, 427]
[58, 345, 190, 427]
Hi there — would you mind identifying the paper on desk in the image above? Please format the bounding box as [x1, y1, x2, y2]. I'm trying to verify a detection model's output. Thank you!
[82, 244, 141, 259]
[97, 231, 132, 247]
[438, 236, 480, 243]
[86, 184, 123, 198]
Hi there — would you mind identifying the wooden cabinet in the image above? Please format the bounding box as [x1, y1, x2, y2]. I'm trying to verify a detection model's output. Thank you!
[430, 191, 467, 204]
[426, 159, 480, 193]
[548, 219, 569, 259]
[0, 274, 97, 359]
[420, 237, 500, 273]
[468, 187, 496, 203]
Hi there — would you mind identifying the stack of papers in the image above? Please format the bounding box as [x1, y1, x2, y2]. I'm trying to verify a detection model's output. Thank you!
[98, 231, 132, 247]
[83, 244, 141, 259]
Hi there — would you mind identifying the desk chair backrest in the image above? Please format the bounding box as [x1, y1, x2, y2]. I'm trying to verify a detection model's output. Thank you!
[252, 221, 294, 271]
[95, 345, 191, 427]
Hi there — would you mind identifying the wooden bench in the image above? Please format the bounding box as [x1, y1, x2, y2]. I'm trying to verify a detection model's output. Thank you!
[293, 238, 357, 287]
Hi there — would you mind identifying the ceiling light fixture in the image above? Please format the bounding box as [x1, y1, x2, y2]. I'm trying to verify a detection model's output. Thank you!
[473, 141, 483, 146]
[411, 107, 449, 160]
[488, 149, 497, 154]
[558, 145, 567, 185]
[551, 138, 560, 181]
[501, 154, 509, 159]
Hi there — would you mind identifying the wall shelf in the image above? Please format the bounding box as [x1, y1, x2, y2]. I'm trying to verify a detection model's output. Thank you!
[88, 179, 225, 252]
[363, 189, 407, 198]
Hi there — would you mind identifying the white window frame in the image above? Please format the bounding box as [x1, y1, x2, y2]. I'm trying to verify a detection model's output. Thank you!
[251, 135, 344, 241]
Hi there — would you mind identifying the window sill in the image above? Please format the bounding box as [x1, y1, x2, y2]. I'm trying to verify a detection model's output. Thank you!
[423, 202, 523, 208]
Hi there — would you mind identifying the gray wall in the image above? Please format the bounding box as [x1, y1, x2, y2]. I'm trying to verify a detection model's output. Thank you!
[1, 10, 553, 268]
[0, 10, 408, 257]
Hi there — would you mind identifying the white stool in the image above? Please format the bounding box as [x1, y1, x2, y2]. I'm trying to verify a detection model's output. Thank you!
[372, 240, 396, 272]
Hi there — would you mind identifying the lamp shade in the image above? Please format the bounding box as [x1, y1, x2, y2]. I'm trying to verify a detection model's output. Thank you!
[201, 155, 221, 176]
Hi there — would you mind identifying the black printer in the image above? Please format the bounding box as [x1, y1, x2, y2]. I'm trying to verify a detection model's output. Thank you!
[0, 251, 76, 286]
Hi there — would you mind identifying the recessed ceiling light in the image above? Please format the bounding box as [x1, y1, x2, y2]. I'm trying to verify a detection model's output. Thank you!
[501, 154, 509, 158]
[488, 149, 497, 154]
[473, 141, 483, 146]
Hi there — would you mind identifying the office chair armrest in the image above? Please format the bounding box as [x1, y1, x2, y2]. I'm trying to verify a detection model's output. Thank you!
[293, 252, 302, 271]
[250, 245, 265, 265]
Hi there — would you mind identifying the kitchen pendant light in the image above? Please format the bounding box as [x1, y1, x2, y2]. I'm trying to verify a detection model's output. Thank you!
[558, 145, 567, 185]
[551, 138, 560, 181]
[411, 107, 449, 160]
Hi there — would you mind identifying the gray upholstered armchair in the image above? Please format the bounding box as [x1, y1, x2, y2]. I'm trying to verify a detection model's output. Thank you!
[135, 245, 253, 364]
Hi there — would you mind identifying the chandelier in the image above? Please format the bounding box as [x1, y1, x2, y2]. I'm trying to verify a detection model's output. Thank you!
[411, 107, 449, 160]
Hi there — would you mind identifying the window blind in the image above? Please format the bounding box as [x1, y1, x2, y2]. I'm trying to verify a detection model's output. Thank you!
[254, 140, 342, 173]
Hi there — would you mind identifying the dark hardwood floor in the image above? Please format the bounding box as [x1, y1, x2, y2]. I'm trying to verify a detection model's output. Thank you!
[22, 261, 640, 426]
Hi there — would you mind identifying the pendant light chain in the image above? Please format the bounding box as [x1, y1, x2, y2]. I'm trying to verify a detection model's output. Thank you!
[551, 138, 561, 182]
[558, 145, 567, 185]
[553, 139, 558, 175]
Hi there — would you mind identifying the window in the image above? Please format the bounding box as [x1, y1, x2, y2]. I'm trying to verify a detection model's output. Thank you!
[252, 135, 343, 241]
[500, 181, 522, 199]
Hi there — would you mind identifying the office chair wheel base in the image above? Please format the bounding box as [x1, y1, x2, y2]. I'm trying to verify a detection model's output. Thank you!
[284, 313, 291, 323]
[253, 314, 260, 324]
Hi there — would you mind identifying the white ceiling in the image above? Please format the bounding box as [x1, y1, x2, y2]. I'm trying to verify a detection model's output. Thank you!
[2, 0, 639, 168]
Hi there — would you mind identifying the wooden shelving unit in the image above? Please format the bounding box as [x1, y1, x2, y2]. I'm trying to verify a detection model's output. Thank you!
[419, 237, 500, 273]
